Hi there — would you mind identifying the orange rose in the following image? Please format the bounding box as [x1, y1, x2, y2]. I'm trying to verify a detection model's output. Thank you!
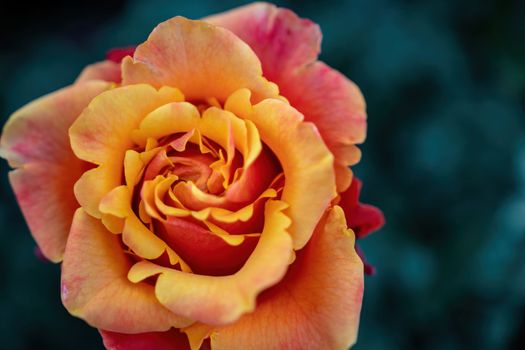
[0, 3, 383, 349]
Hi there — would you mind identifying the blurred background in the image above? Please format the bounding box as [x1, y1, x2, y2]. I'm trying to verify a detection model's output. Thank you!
[1, 0, 524, 349]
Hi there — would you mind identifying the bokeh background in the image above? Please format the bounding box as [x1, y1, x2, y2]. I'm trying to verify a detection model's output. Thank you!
[1, 0, 524, 349]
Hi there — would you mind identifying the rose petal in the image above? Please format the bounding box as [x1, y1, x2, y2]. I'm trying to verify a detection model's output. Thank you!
[207, 193, 268, 235]
[205, 3, 321, 80]
[74, 165, 121, 219]
[0, 81, 111, 261]
[128, 200, 293, 326]
[100, 329, 191, 350]
[106, 46, 136, 63]
[70, 84, 183, 218]
[248, 98, 336, 250]
[211, 206, 364, 350]
[61, 209, 192, 333]
[99, 184, 191, 271]
[339, 177, 385, 239]
[207, 3, 366, 191]
[158, 215, 260, 276]
[183, 323, 213, 350]
[279, 62, 366, 191]
[145, 169, 276, 226]
[7, 165, 85, 262]
[70, 84, 183, 165]
[131, 102, 200, 148]
[121, 16, 278, 102]
[208, 188, 277, 223]
[75, 60, 122, 84]
[223, 136, 281, 205]
[348, 202, 385, 239]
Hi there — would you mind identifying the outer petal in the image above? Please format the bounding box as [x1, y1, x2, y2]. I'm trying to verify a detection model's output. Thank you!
[121, 16, 278, 102]
[211, 206, 364, 350]
[339, 177, 385, 239]
[76, 47, 136, 85]
[61, 209, 192, 333]
[0, 81, 111, 261]
[100, 329, 191, 350]
[205, 2, 321, 80]
[207, 2, 366, 191]
[249, 98, 336, 250]
[75, 60, 122, 84]
[279, 62, 366, 191]
[106, 46, 136, 63]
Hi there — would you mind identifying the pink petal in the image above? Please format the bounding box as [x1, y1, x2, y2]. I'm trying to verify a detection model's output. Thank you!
[106, 46, 136, 63]
[76, 46, 137, 84]
[0, 81, 111, 261]
[339, 177, 385, 239]
[207, 3, 367, 191]
[99, 329, 191, 350]
[75, 60, 122, 84]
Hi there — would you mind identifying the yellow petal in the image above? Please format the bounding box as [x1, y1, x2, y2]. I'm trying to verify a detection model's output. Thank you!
[224, 88, 252, 119]
[101, 214, 125, 234]
[124, 150, 145, 187]
[74, 164, 120, 218]
[202, 221, 251, 246]
[122, 214, 191, 272]
[128, 200, 293, 326]
[70, 84, 183, 165]
[248, 98, 336, 249]
[99, 185, 132, 218]
[183, 323, 214, 350]
[131, 102, 199, 147]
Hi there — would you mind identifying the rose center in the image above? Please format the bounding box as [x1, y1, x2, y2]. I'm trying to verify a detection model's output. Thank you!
[102, 94, 284, 276]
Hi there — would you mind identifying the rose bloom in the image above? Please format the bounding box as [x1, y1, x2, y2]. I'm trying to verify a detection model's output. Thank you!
[0, 3, 384, 350]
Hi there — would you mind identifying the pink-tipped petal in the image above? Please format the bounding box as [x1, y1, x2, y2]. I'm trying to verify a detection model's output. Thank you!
[0, 81, 111, 261]
[207, 3, 366, 191]
[122, 16, 278, 102]
[205, 2, 321, 80]
[75, 60, 122, 84]
[76, 46, 137, 84]
[278, 62, 366, 191]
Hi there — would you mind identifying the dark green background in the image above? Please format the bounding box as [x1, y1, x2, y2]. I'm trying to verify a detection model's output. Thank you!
[1, 0, 524, 349]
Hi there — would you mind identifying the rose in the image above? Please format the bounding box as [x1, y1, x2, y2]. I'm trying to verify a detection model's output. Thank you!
[0, 3, 383, 349]
[3, 3, 385, 348]
[2, 3, 385, 349]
